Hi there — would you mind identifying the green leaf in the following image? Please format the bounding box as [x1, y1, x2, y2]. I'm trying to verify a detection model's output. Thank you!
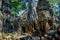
[10, 0, 19, 2]
[49, 0, 57, 4]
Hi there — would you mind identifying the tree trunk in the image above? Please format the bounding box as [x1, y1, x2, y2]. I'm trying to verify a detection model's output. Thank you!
[27, 0, 38, 32]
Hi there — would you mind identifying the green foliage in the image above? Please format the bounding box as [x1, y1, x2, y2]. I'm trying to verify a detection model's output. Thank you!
[10, 0, 19, 2]
[10, 0, 26, 16]
[49, 0, 57, 4]
[49, 0, 58, 16]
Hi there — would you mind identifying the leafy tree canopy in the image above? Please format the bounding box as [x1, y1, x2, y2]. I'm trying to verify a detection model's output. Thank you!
[49, 0, 57, 4]
[10, 0, 27, 16]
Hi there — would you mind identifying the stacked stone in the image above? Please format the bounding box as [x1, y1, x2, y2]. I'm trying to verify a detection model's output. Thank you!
[36, 0, 54, 36]
[2, 0, 12, 33]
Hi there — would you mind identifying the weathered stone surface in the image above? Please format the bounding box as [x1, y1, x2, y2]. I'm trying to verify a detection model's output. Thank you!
[0, 11, 4, 32]
[0, 0, 2, 6]
[0, 11, 4, 20]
